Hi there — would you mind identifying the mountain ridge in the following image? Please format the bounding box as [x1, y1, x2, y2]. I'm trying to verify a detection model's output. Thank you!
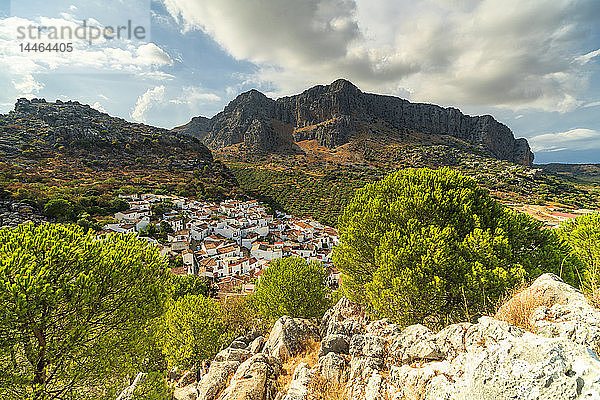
[175, 79, 534, 166]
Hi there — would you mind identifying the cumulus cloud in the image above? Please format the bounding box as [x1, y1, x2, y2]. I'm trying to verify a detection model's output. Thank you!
[0, 16, 173, 99]
[168, 86, 221, 105]
[131, 86, 166, 122]
[164, 0, 600, 112]
[529, 128, 600, 152]
[92, 101, 106, 113]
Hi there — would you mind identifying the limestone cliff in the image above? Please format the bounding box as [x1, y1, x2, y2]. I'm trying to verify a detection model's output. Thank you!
[176, 79, 534, 166]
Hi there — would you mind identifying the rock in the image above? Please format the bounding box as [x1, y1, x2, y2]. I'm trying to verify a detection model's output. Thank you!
[195, 361, 240, 400]
[317, 352, 347, 385]
[229, 340, 248, 349]
[349, 335, 386, 359]
[213, 348, 252, 363]
[282, 362, 312, 400]
[177, 370, 197, 388]
[497, 273, 600, 351]
[179, 80, 533, 165]
[389, 324, 442, 363]
[385, 317, 600, 399]
[116, 372, 147, 400]
[249, 336, 265, 353]
[216, 353, 280, 400]
[320, 297, 366, 337]
[174, 382, 199, 400]
[319, 334, 350, 357]
[264, 316, 320, 362]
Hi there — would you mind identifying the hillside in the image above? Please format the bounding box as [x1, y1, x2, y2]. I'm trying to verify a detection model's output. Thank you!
[172, 80, 598, 226]
[0, 98, 241, 218]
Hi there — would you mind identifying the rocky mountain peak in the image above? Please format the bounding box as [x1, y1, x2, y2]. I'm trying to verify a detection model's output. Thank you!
[175, 80, 534, 166]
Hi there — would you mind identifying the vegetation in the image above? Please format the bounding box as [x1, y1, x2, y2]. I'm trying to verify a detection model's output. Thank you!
[0, 224, 170, 399]
[333, 168, 576, 327]
[225, 144, 598, 227]
[169, 274, 217, 301]
[252, 257, 331, 321]
[558, 214, 600, 303]
[158, 294, 231, 370]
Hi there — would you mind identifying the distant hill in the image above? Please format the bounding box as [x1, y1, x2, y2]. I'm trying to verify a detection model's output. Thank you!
[0, 98, 240, 215]
[539, 163, 600, 183]
[175, 79, 533, 166]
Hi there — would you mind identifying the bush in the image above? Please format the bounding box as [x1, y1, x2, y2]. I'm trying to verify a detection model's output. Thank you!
[43, 198, 74, 221]
[333, 168, 574, 327]
[558, 214, 600, 301]
[0, 224, 170, 398]
[158, 294, 231, 370]
[169, 274, 216, 301]
[252, 257, 331, 321]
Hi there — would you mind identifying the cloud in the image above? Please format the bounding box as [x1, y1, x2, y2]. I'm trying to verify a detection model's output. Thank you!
[168, 86, 221, 105]
[0, 16, 173, 99]
[164, 0, 600, 113]
[131, 86, 166, 122]
[92, 101, 106, 113]
[529, 128, 600, 152]
[583, 101, 600, 108]
[575, 49, 600, 64]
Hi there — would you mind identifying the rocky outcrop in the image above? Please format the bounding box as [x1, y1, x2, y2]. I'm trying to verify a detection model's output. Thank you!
[174, 274, 600, 400]
[216, 353, 280, 400]
[177, 79, 533, 165]
[0, 200, 47, 228]
[263, 316, 320, 362]
[281, 363, 312, 400]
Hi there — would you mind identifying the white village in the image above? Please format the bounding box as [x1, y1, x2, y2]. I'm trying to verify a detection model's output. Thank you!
[102, 194, 340, 294]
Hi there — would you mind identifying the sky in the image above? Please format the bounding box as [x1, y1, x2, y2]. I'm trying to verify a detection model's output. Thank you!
[0, 0, 599, 164]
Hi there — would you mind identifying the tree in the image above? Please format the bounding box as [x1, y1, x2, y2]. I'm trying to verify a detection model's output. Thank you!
[158, 295, 230, 370]
[43, 198, 74, 221]
[0, 224, 170, 399]
[169, 274, 216, 301]
[333, 168, 574, 327]
[252, 257, 331, 321]
[558, 214, 600, 297]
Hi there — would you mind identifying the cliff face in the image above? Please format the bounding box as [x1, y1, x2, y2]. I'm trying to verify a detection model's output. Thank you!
[177, 79, 534, 166]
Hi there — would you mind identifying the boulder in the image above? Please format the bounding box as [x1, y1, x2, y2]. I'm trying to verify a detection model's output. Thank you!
[249, 335, 265, 353]
[282, 362, 312, 400]
[195, 361, 240, 400]
[320, 297, 366, 337]
[213, 348, 252, 363]
[319, 334, 350, 357]
[216, 353, 280, 400]
[174, 382, 199, 400]
[318, 352, 347, 384]
[229, 340, 248, 349]
[264, 316, 320, 362]
[349, 335, 386, 359]
[497, 273, 600, 350]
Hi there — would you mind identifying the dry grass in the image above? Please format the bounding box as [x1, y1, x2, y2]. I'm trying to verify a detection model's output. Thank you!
[308, 374, 347, 400]
[277, 339, 321, 392]
[494, 283, 555, 332]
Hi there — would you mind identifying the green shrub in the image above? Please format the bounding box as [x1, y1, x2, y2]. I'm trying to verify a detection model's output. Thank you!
[252, 257, 331, 321]
[158, 294, 230, 370]
[558, 214, 600, 297]
[0, 224, 170, 398]
[169, 274, 216, 301]
[43, 198, 74, 221]
[333, 168, 574, 328]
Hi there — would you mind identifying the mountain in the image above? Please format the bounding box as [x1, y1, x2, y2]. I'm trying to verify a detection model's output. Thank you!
[175, 79, 533, 166]
[0, 98, 240, 212]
